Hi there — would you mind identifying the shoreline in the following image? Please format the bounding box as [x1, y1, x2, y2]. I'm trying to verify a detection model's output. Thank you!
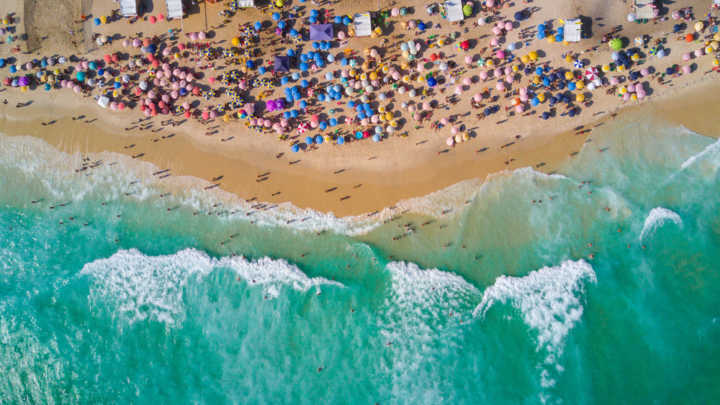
[1, 76, 718, 221]
[1, 0, 719, 218]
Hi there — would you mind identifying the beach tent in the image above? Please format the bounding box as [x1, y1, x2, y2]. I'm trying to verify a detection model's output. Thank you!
[236, 0, 255, 6]
[353, 13, 372, 37]
[97, 96, 110, 108]
[119, 0, 138, 17]
[444, 0, 464, 22]
[564, 18, 583, 42]
[274, 55, 290, 73]
[634, 0, 658, 20]
[166, 0, 184, 20]
[309, 24, 333, 41]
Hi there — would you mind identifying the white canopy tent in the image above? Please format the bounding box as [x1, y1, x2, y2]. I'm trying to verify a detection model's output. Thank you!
[97, 96, 110, 109]
[166, 0, 184, 20]
[444, 0, 464, 22]
[634, 0, 658, 19]
[237, 0, 255, 7]
[564, 18, 582, 42]
[119, 0, 138, 17]
[354, 12, 372, 37]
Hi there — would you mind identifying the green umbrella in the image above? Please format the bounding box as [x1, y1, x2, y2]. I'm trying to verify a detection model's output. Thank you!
[609, 38, 623, 51]
[463, 4, 473, 17]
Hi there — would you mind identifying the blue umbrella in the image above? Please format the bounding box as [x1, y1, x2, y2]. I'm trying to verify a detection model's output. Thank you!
[291, 72, 300, 80]
[301, 79, 309, 88]
[94, 17, 101, 26]
[348, 100, 355, 108]
[535, 67, 543, 75]
[373, 134, 381, 142]
[309, 16, 317, 24]
[272, 12, 281, 21]
[427, 77, 437, 87]
[299, 100, 308, 109]
[0, 58, 5, 68]
[337, 136, 344, 144]
[254, 21, 262, 31]
[278, 21, 286, 30]
[287, 49, 295, 57]
[289, 29, 298, 37]
[299, 62, 309, 72]
[306, 136, 314, 144]
[531, 97, 539, 107]
[355, 131, 363, 139]
[541, 112, 550, 120]
[334, 16, 342, 24]
[319, 121, 327, 130]
[315, 135, 323, 144]
[418, 21, 426, 31]
[259, 66, 267, 75]
[343, 16, 352, 25]
[329, 117, 337, 126]
[44, 83, 51, 91]
[114, 82, 121, 89]
[567, 82, 576, 91]
[291, 144, 300, 152]
[291, 110, 299, 118]
[281, 76, 289, 85]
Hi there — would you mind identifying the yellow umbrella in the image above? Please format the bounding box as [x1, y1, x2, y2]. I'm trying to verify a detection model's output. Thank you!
[520, 55, 530, 64]
[631, 53, 640, 62]
[695, 21, 705, 32]
[601, 64, 610, 72]
[512, 64, 520, 72]
[360, 73, 367, 81]
[631, 93, 638, 101]
[711, 41, 719, 50]
[437, 39, 445, 46]
[21, 86, 27, 92]
[529, 51, 538, 61]
[576, 93, 585, 102]
[231, 37, 240, 47]
[390, 120, 398, 128]
[378, 106, 386, 113]
[537, 93, 546, 102]
[617, 64, 625, 72]
[576, 80, 585, 90]
[547, 36, 556, 43]
[486, 59, 494, 67]
[714, 58, 720, 67]
[564, 71, 574, 80]
[100, 15, 107, 24]
[565, 54, 573, 63]
[223, 114, 230, 122]
[619, 86, 627, 95]
[706, 46, 714, 54]
[381, 65, 390, 73]
[384, 112, 393, 121]
[532, 76, 541, 85]
[369, 71, 378, 81]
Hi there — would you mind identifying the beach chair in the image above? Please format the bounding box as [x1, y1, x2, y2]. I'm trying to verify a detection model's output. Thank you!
[166, 0, 184, 20]
[119, 0, 138, 17]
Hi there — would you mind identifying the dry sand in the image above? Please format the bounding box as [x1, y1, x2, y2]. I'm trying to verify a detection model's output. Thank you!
[1, 0, 719, 218]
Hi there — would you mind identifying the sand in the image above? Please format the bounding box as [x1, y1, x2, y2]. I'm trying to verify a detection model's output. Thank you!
[1, 0, 719, 218]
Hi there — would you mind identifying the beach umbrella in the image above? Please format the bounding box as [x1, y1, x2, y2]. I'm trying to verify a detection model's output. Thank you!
[291, 144, 300, 152]
[609, 38, 622, 51]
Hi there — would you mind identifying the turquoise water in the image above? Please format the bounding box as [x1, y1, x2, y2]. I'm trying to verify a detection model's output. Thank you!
[1, 116, 719, 404]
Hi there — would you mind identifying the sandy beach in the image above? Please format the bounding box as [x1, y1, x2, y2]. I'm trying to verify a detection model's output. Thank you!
[1, 0, 719, 217]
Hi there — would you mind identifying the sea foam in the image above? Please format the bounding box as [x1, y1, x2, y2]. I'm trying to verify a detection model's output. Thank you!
[639, 207, 682, 241]
[474, 260, 596, 392]
[80, 248, 342, 324]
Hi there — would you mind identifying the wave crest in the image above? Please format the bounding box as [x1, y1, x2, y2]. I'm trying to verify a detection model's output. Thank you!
[80, 248, 342, 324]
[639, 207, 682, 240]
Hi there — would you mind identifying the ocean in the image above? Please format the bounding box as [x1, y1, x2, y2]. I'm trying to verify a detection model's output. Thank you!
[1, 115, 719, 404]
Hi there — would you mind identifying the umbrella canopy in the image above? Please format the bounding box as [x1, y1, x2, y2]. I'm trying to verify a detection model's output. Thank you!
[274, 55, 290, 73]
[309, 24, 333, 41]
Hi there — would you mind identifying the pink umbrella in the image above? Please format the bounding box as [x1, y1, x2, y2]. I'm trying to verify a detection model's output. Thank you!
[156, 71, 164, 79]
[519, 93, 528, 102]
[622, 92, 630, 101]
[479, 70, 488, 80]
[473, 93, 482, 102]
[212, 111, 219, 119]
[446, 137, 454, 146]
[189, 32, 198, 41]
[695, 49, 705, 57]
[610, 77, 620, 85]
[496, 50, 505, 59]
[637, 89, 646, 99]
[464, 55, 473, 65]
[161, 94, 170, 103]
[122, 39, 130, 47]
[492, 26, 502, 36]
[440, 117, 449, 125]
[178, 43, 186, 50]
[682, 65, 691, 74]
[515, 104, 524, 113]
[182, 102, 190, 110]
[133, 39, 141, 47]
[73, 85, 81, 93]
[496, 81, 506, 91]
[422, 101, 431, 110]
[487, 0, 495, 7]
[504, 66, 512, 75]
[454, 85, 463, 94]
[338, 31, 346, 40]
[280, 118, 288, 127]
[490, 37, 499, 47]
[371, 115, 379, 124]
[198, 31, 206, 40]
[640, 68, 650, 77]
[361, 118, 369, 125]
[162, 48, 171, 57]
[118, 102, 125, 110]
[462, 77, 472, 86]
[682, 53, 691, 61]
[504, 22, 513, 31]
[451, 126, 458, 135]
[110, 102, 117, 110]
[627, 83, 635, 92]
[494, 68, 502, 77]
[310, 114, 319, 123]
[505, 75, 514, 84]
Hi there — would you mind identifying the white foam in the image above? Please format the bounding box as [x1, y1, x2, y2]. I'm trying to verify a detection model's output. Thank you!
[474, 260, 596, 391]
[80, 248, 342, 324]
[680, 138, 720, 170]
[639, 207, 682, 241]
[378, 262, 480, 402]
